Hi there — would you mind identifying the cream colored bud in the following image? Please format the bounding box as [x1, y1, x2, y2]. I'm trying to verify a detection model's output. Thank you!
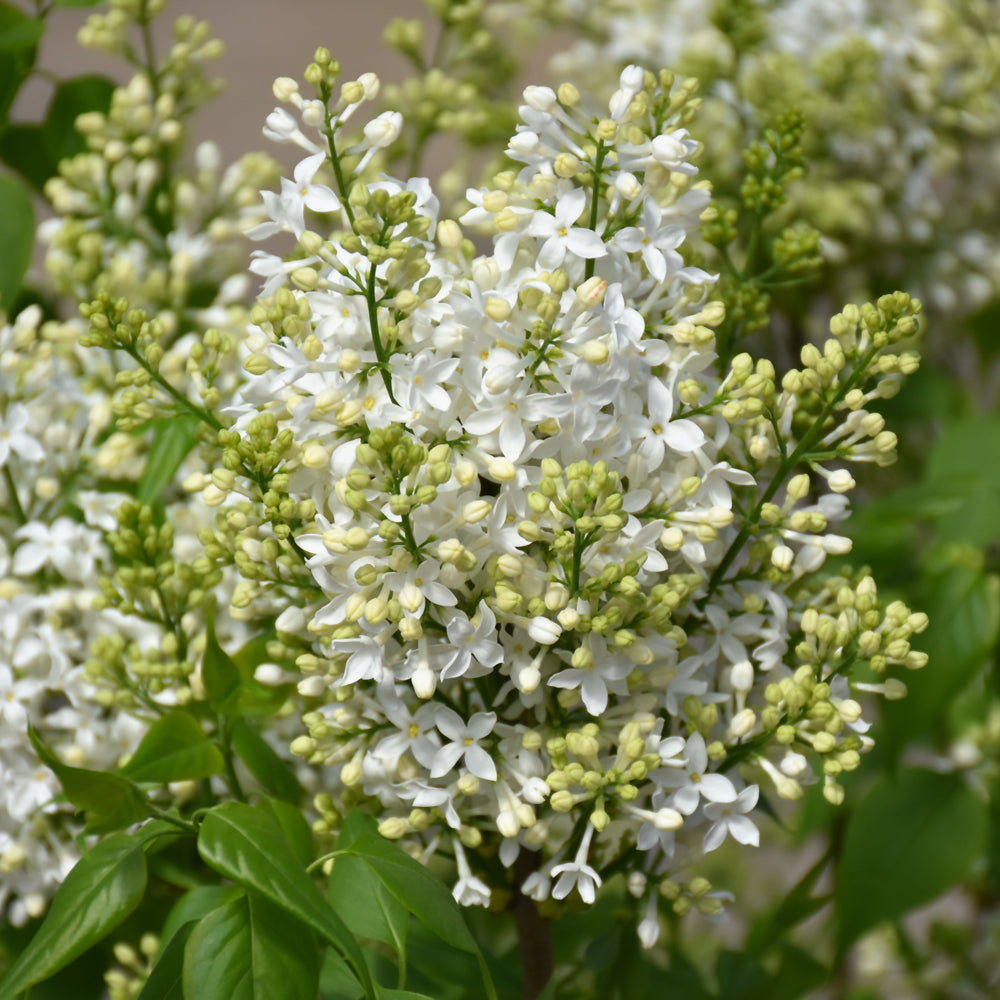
[485, 297, 512, 322]
[272, 76, 299, 101]
[576, 275, 608, 307]
[660, 526, 684, 551]
[727, 708, 757, 740]
[557, 607, 581, 630]
[399, 616, 423, 641]
[580, 340, 609, 364]
[487, 457, 517, 481]
[201, 484, 228, 507]
[436, 219, 463, 248]
[302, 444, 329, 469]
[460, 500, 490, 524]
[771, 545, 795, 571]
[378, 816, 410, 839]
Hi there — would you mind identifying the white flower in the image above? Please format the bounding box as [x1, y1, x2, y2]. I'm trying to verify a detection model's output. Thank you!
[452, 839, 491, 907]
[703, 785, 760, 852]
[655, 732, 737, 814]
[430, 708, 498, 781]
[0, 405, 44, 466]
[12, 518, 97, 581]
[551, 823, 602, 904]
[526, 188, 607, 270]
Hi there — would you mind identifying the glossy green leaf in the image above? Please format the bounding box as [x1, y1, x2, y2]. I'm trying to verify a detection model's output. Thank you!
[329, 852, 408, 953]
[319, 949, 365, 1000]
[342, 832, 476, 954]
[257, 796, 314, 867]
[120, 710, 224, 784]
[0, 172, 33, 312]
[134, 920, 193, 1000]
[343, 832, 496, 999]
[202, 608, 241, 712]
[330, 811, 408, 952]
[836, 768, 989, 954]
[54, 0, 106, 6]
[137, 414, 201, 505]
[29, 726, 151, 834]
[182, 890, 320, 1000]
[159, 885, 242, 949]
[0, 835, 147, 1000]
[196, 802, 374, 998]
[231, 719, 302, 803]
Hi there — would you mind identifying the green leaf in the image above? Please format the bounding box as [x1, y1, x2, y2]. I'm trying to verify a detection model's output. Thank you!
[202, 611, 288, 718]
[329, 852, 408, 953]
[196, 802, 375, 998]
[160, 885, 242, 949]
[182, 890, 320, 1000]
[836, 768, 989, 955]
[29, 726, 151, 834]
[42, 74, 114, 162]
[0, 16, 42, 50]
[883, 560, 1000, 747]
[120, 710, 225, 784]
[0, 172, 33, 312]
[231, 718, 302, 804]
[137, 414, 201, 505]
[54, 0, 106, 6]
[0, 835, 147, 1000]
[342, 833, 476, 954]
[925, 416, 1000, 546]
[0, 125, 53, 193]
[134, 920, 193, 1000]
[715, 950, 768, 1000]
[329, 811, 409, 953]
[0, 3, 36, 124]
[343, 831, 497, 999]
[202, 607, 242, 712]
[257, 796, 314, 868]
[748, 944, 828, 1000]
[319, 949, 365, 1000]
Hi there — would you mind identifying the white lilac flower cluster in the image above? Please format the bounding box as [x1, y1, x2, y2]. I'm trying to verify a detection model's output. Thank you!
[210, 55, 928, 940]
[549, 0, 1000, 326]
[0, 307, 157, 925]
[0, 3, 282, 926]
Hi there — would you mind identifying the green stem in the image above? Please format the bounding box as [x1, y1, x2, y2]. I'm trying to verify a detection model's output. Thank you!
[122, 343, 223, 431]
[147, 806, 198, 836]
[704, 344, 878, 599]
[584, 141, 608, 282]
[364, 263, 398, 404]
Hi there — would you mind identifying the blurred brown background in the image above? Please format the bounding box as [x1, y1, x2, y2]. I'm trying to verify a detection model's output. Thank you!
[16, 0, 425, 165]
